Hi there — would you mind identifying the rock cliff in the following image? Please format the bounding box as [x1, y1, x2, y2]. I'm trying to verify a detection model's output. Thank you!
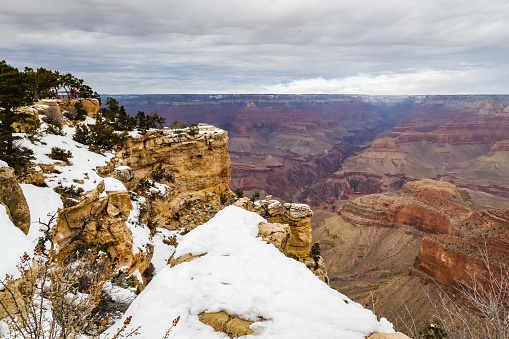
[99, 124, 232, 231]
[55, 180, 153, 280]
[336, 97, 509, 208]
[313, 179, 509, 332]
[235, 196, 329, 284]
[0, 167, 31, 234]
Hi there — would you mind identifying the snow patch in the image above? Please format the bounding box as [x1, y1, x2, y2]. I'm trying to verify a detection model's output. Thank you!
[0, 204, 34, 279]
[106, 206, 394, 338]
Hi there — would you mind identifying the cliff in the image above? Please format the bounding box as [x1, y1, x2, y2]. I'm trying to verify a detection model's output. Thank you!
[99, 124, 232, 231]
[313, 178, 509, 332]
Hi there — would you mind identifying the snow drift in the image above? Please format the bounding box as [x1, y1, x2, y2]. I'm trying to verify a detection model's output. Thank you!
[106, 206, 394, 338]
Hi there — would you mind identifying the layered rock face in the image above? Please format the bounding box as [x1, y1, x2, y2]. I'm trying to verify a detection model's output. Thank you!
[112, 94, 396, 203]
[313, 179, 509, 331]
[0, 167, 31, 234]
[55, 180, 152, 279]
[340, 179, 476, 235]
[100, 125, 232, 231]
[337, 97, 509, 206]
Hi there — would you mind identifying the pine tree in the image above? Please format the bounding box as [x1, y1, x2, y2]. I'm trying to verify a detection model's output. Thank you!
[0, 60, 35, 169]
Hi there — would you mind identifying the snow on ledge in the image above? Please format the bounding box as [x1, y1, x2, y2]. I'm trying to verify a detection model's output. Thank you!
[106, 206, 394, 338]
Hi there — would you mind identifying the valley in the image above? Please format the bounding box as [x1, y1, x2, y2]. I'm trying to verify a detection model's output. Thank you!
[112, 93, 509, 333]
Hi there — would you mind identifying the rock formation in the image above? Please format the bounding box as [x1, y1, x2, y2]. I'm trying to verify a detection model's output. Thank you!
[235, 196, 329, 284]
[334, 97, 509, 209]
[99, 124, 232, 231]
[55, 180, 153, 282]
[0, 166, 31, 234]
[198, 311, 254, 338]
[313, 178, 509, 332]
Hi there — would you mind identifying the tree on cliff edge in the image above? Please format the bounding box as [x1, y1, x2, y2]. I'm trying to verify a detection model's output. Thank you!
[0, 60, 35, 170]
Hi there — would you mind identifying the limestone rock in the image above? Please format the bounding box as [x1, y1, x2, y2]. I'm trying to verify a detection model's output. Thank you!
[283, 203, 313, 221]
[302, 256, 330, 285]
[55, 181, 151, 282]
[253, 198, 282, 218]
[101, 126, 232, 231]
[367, 333, 411, 339]
[168, 252, 206, 267]
[58, 98, 100, 118]
[198, 311, 254, 338]
[258, 222, 290, 253]
[233, 197, 253, 210]
[113, 166, 134, 182]
[283, 203, 313, 257]
[0, 167, 31, 234]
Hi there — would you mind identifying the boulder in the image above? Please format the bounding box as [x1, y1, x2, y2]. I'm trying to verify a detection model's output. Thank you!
[0, 167, 31, 234]
[198, 311, 254, 338]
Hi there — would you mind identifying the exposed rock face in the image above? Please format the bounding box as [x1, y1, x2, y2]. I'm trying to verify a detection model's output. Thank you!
[313, 178, 509, 332]
[55, 181, 152, 280]
[283, 203, 313, 257]
[100, 125, 232, 231]
[113, 94, 394, 203]
[198, 311, 254, 338]
[57, 98, 100, 118]
[414, 208, 509, 287]
[0, 167, 31, 234]
[236, 197, 329, 284]
[257, 222, 290, 253]
[340, 179, 475, 236]
[340, 97, 509, 207]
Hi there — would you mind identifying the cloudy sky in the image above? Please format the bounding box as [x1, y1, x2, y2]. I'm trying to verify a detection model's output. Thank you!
[1, 0, 508, 94]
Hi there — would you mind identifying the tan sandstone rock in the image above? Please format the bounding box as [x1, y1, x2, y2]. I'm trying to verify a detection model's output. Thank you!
[258, 222, 290, 253]
[367, 332, 411, 339]
[283, 203, 313, 257]
[100, 125, 232, 231]
[198, 311, 254, 338]
[0, 166, 31, 234]
[55, 181, 151, 283]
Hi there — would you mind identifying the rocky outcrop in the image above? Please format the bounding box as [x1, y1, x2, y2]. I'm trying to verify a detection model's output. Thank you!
[314, 179, 509, 332]
[236, 196, 329, 284]
[55, 181, 152, 281]
[367, 333, 411, 339]
[0, 167, 31, 234]
[99, 125, 232, 231]
[257, 222, 290, 253]
[282, 203, 313, 257]
[57, 98, 100, 118]
[340, 179, 476, 236]
[198, 311, 255, 338]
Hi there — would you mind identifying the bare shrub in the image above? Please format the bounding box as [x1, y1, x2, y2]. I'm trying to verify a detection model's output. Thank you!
[0, 245, 138, 339]
[398, 245, 509, 339]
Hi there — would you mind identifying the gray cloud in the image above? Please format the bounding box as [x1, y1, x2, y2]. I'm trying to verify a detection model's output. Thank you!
[1, 0, 508, 94]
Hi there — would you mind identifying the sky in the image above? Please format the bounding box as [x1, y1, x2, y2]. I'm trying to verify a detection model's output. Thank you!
[1, 0, 509, 95]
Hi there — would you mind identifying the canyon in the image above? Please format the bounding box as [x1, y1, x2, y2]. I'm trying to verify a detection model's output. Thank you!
[111, 94, 509, 333]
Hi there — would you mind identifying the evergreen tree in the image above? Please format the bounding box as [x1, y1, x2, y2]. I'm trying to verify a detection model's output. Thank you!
[0, 60, 35, 169]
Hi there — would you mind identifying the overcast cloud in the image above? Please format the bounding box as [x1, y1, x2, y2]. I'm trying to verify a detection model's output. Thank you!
[1, 0, 508, 94]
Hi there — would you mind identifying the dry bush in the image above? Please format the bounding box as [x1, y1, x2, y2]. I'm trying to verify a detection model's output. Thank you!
[0, 245, 139, 339]
[398, 246, 509, 339]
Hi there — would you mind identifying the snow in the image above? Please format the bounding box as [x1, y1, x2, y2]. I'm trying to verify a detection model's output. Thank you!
[18, 121, 115, 193]
[105, 206, 394, 339]
[151, 228, 179, 274]
[126, 197, 152, 255]
[0, 204, 35, 280]
[20, 184, 63, 243]
[103, 177, 127, 192]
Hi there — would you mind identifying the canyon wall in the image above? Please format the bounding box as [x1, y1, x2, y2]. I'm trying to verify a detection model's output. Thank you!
[99, 124, 232, 231]
[312, 179, 509, 331]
